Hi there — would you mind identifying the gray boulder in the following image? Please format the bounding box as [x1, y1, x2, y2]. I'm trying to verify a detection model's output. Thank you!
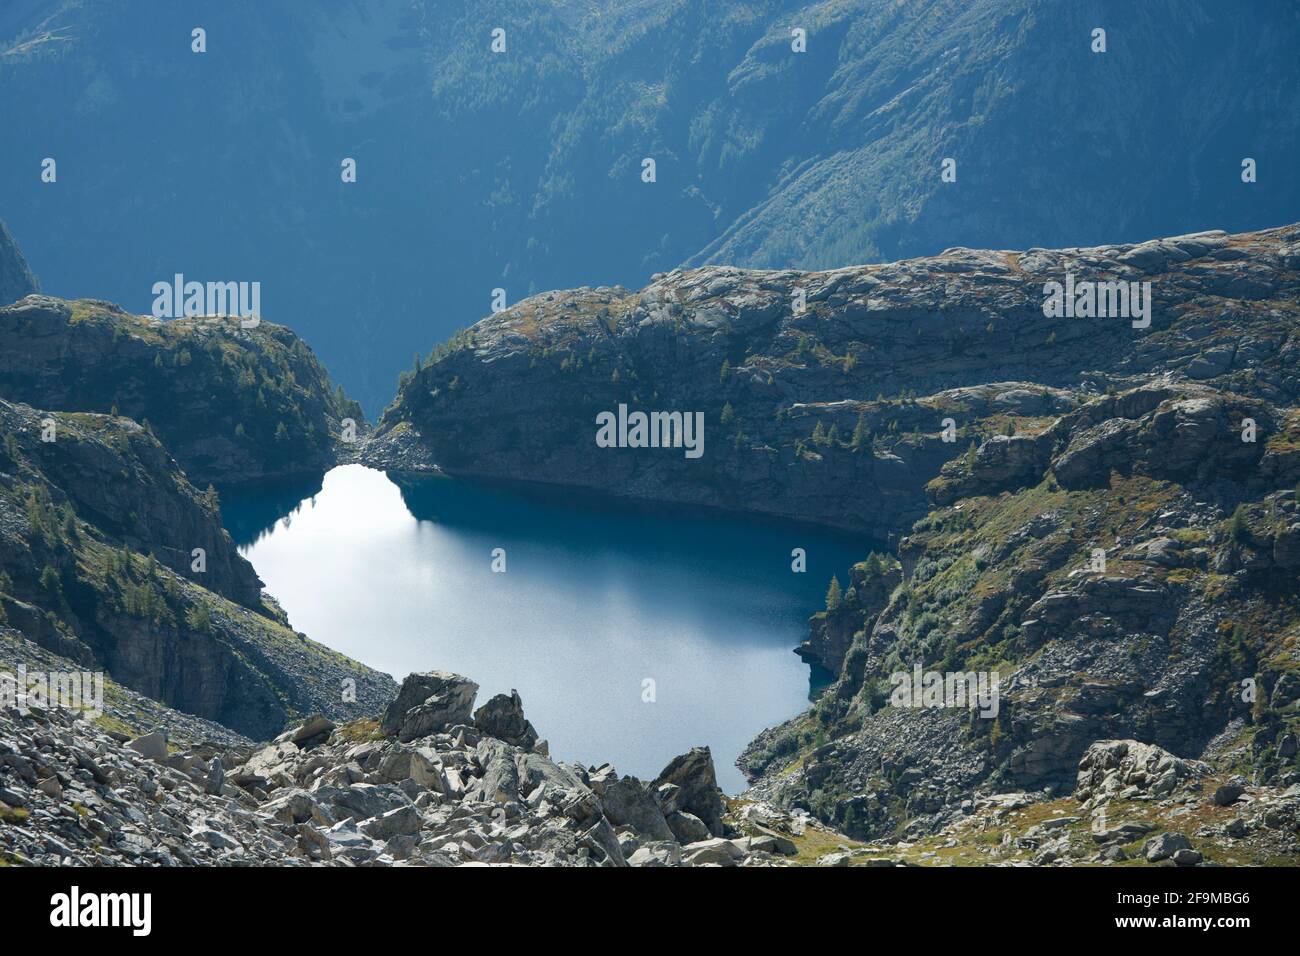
[654, 747, 726, 837]
[579, 816, 628, 867]
[382, 671, 479, 741]
[282, 715, 335, 749]
[665, 810, 711, 844]
[470, 739, 521, 804]
[516, 751, 587, 799]
[1143, 831, 1192, 862]
[360, 805, 421, 841]
[627, 841, 682, 867]
[264, 789, 332, 826]
[204, 757, 225, 796]
[1092, 821, 1155, 844]
[601, 776, 675, 842]
[322, 783, 409, 822]
[748, 829, 798, 856]
[1212, 777, 1247, 806]
[681, 837, 744, 866]
[375, 745, 446, 793]
[472, 690, 539, 750]
[126, 731, 168, 761]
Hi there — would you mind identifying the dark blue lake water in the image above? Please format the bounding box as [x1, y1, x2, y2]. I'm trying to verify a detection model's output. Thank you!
[223, 464, 870, 792]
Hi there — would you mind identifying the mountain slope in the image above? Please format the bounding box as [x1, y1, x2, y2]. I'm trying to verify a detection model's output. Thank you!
[1, 0, 1296, 414]
[688, 0, 1300, 269]
[741, 381, 1300, 848]
[0, 397, 394, 738]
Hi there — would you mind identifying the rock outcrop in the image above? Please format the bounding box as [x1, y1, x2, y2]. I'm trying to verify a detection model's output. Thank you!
[472, 690, 540, 751]
[381, 671, 479, 741]
[1074, 740, 1210, 806]
[0, 296, 364, 486]
[369, 224, 1300, 539]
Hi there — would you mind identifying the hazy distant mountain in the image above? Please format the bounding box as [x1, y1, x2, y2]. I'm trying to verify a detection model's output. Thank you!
[2, 0, 1297, 413]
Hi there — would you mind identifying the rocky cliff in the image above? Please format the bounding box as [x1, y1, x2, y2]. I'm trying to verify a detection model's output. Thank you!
[0, 296, 363, 487]
[0, 219, 36, 306]
[740, 380, 1299, 841]
[372, 223, 1300, 537]
[371, 223, 1300, 862]
[0, 397, 393, 739]
[0, 228, 394, 824]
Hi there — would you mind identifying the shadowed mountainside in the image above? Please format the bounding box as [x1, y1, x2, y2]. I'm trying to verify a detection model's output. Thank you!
[0, 396, 394, 738]
[2, 0, 1296, 413]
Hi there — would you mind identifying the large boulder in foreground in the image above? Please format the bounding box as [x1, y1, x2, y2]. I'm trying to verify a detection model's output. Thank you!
[600, 776, 675, 843]
[382, 671, 479, 741]
[654, 746, 727, 838]
[473, 690, 539, 751]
